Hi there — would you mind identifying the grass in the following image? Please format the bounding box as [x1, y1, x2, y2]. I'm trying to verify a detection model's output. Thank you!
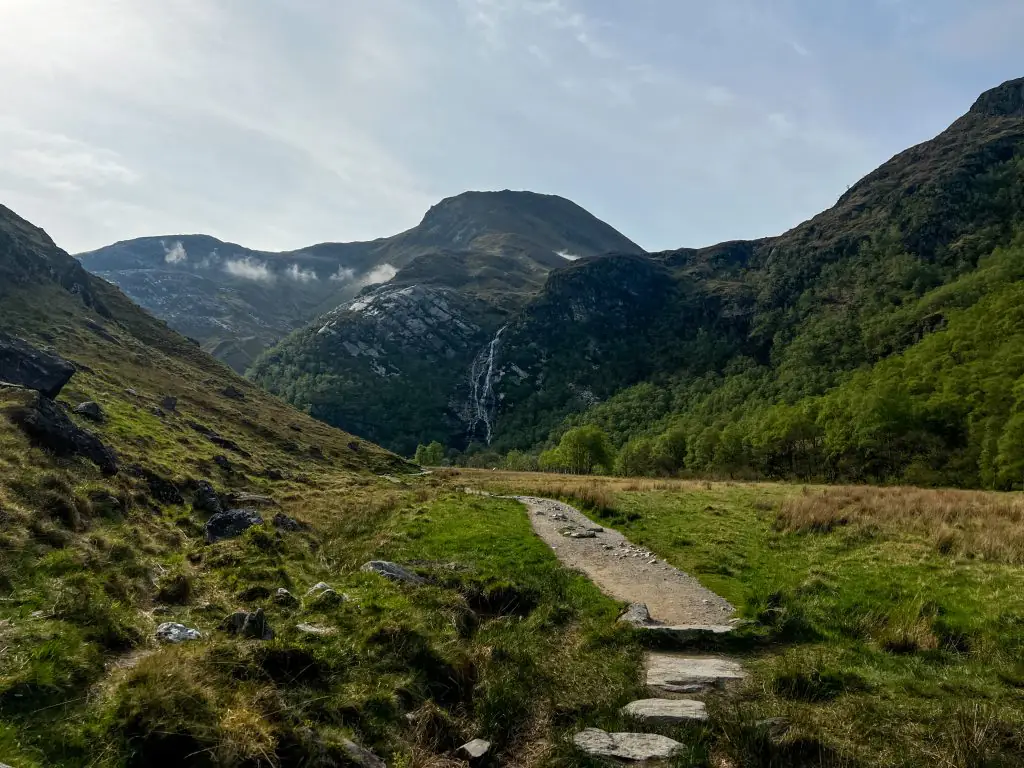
[453, 469, 1024, 767]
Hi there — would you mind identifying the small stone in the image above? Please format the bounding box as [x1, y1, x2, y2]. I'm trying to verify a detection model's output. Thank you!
[361, 560, 425, 585]
[458, 738, 491, 761]
[306, 582, 346, 605]
[125, 388, 138, 396]
[73, 401, 104, 422]
[272, 512, 301, 531]
[160, 395, 178, 412]
[275, 588, 299, 606]
[296, 623, 335, 636]
[622, 698, 708, 725]
[221, 385, 246, 400]
[619, 603, 654, 626]
[572, 728, 683, 762]
[220, 608, 274, 640]
[156, 622, 201, 643]
[341, 739, 386, 768]
[566, 530, 597, 539]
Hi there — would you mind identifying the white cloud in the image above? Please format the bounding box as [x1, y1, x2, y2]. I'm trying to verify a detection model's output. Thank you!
[286, 263, 318, 282]
[360, 264, 398, 286]
[331, 266, 357, 282]
[224, 256, 274, 282]
[557, 250, 581, 261]
[163, 240, 187, 264]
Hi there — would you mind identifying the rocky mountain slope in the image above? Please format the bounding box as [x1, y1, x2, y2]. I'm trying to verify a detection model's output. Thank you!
[80, 191, 641, 372]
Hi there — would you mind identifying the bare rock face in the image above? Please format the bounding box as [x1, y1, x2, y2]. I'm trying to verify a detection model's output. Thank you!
[572, 728, 683, 762]
[1, 385, 118, 475]
[0, 333, 75, 398]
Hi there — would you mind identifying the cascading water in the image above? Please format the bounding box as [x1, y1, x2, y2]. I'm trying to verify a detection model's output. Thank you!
[468, 324, 508, 444]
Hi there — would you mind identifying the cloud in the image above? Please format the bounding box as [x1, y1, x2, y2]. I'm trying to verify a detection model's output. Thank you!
[360, 263, 398, 286]
[163, 240, 187, 264]
[557, 250, 581, 261]
[286, 263, 318, 282]
[331, 266, 357, 282]
[224, 256, 274, 282]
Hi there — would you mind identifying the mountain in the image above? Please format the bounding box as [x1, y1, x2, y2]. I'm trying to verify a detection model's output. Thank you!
[479, 77, 1024, 487]
[80, 191, 641, 371]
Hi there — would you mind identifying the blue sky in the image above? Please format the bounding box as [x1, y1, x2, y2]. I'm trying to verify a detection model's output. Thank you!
[0, 1, 1020, 254]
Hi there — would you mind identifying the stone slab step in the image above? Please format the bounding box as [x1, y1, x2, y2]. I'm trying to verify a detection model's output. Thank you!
[622, 698, 708, 724]
[646, 653, 745, 694]
[573, 728, 684, 762]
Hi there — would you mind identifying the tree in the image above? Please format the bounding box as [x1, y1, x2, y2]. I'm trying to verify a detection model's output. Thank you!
[503, 450, 539, 472]
[616, 437, 655, 477]
[414, 441, 445, 466]
[556, 426, 614, 474]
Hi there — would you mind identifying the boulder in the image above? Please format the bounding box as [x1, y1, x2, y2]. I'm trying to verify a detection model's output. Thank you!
[220, 608, 274, 640]
[156, 622, 202, 644]
[0, 333, 75, 397]
[221, 385, 246, 400]
[572, 728, 683, 762]
[272, 512, 301, 531]
[360, 561, 425, 585]
[274, 587, 299, 607]
[341, 739, 386, 768]
[621, 698, 708, 725]
[458, 739, 491, 762]
[73, 401, 104, 422]
[204, 508, 264, 543]
[2, 386, 118, 475]
[193, 481, 223, 515]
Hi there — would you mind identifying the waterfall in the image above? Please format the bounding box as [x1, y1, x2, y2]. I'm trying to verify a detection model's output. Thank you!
[468, 324, 508, 444]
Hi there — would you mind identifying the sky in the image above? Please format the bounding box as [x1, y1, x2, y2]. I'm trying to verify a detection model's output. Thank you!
[0, 1, 1020, 255]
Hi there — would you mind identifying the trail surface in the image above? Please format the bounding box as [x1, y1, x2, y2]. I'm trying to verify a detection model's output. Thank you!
[516, 495, 734, 626]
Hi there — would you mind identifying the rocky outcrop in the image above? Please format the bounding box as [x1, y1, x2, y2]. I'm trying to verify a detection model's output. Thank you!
[0, 333, 75, 398]
[205, 508, 264, 543]
[2, 385, 118, 475]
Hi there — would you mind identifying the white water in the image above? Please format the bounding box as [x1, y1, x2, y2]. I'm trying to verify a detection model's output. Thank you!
[468, 324, 508, 444]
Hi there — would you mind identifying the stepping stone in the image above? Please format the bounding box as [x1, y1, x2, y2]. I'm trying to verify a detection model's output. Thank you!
[646, 654, 745, 694]
[640, 624, 735, 641]
[622, 698, 708, 725]
[573, 728, 683, 762]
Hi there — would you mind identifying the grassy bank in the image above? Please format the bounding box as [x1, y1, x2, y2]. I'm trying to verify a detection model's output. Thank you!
[453, 469, 1024, 767]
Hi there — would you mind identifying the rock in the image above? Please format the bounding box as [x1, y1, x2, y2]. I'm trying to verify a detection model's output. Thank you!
[160, 395, 178, 412]
[306, 582, 334, 597]
[572, 728, 683, 762]
[2, 386, 118, 475]
[296, 623, 335, 636]
[129, 465, 184, 505]
[221, 385, 246, 400]
[204, 508, 264, 543]
[646, 654, 745, 694]
[272, 512, 301, 531]
[458, 739, 491, 762]
[73, 401, 104, 422]
[125, 388, 138, 397]
[213, 454, 232, 471]
[306, 581, 346, 605]
[361, 560, 426, 585]
[622, 698, 708, 725]
[0, 333, 75, 397]
[193, 481, 223, 515]
[619, 603, 654, 626]
[263, 468, 284, 481]
[237, 585, 272, 601]
[156, 622, 202, 644]
[641, 625, 735, 642]
[150, 407, 165, 418]
[220, 608, 274, 640]
[341, 739, 387, 768]
[565, 530, 597, 539]
[275, 588, 299, 606]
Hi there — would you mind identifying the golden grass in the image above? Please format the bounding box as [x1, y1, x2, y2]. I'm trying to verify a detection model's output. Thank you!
[777, 485, 1024, 563]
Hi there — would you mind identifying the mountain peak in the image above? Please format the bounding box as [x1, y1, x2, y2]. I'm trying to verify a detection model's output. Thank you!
[968, 76, 1024, 118]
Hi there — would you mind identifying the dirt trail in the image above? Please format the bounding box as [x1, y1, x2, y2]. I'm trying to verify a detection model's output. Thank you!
[516, 495, 734, 627]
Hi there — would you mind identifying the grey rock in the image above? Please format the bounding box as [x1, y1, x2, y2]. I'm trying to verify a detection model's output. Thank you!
[306, 582, 346, 605]
[160, 395, 178, 411]
[641, 624, 735, 642]
[341, 738, 387, 768]
[193, 481, 223, 515]
[621, 698, 708, 725]
[125, 388, 138, 397]
[220, 608, 274, 640]
[572, 728, 683, 762]
[275, 587, 299, 606]
[2, 386, 118, 475]
[73, 401, 104, 422]
[565, 530, 597, 539]
[156, 622, 202, 643]
[296, 623, 335, 636]
[272, 511, 301, 531]
[619, 602, 653, 626]
[204, 508, 263, 543]
[646, 654, 745, 694]
[361, 560, 425, 585]
[0, 333, 75, 398]
[458, 738, 491, 761]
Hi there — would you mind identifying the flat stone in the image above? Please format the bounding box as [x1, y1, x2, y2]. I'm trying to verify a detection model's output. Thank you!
[646, 654, 745, 694]
[296, 623, 335, 636]
[341, 739, 386, 768]
[639, 624, 735, 641]
[361, 560, 425, 585]
[565, 530, 597, 539]
[156, 622, 202, 644]
[622, 698, 708, 725]
[572, 728, 683, 762]
[458, 738, 491, 761]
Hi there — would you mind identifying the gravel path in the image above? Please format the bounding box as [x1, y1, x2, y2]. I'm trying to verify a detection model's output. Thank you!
[515, 496, 734, 626]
